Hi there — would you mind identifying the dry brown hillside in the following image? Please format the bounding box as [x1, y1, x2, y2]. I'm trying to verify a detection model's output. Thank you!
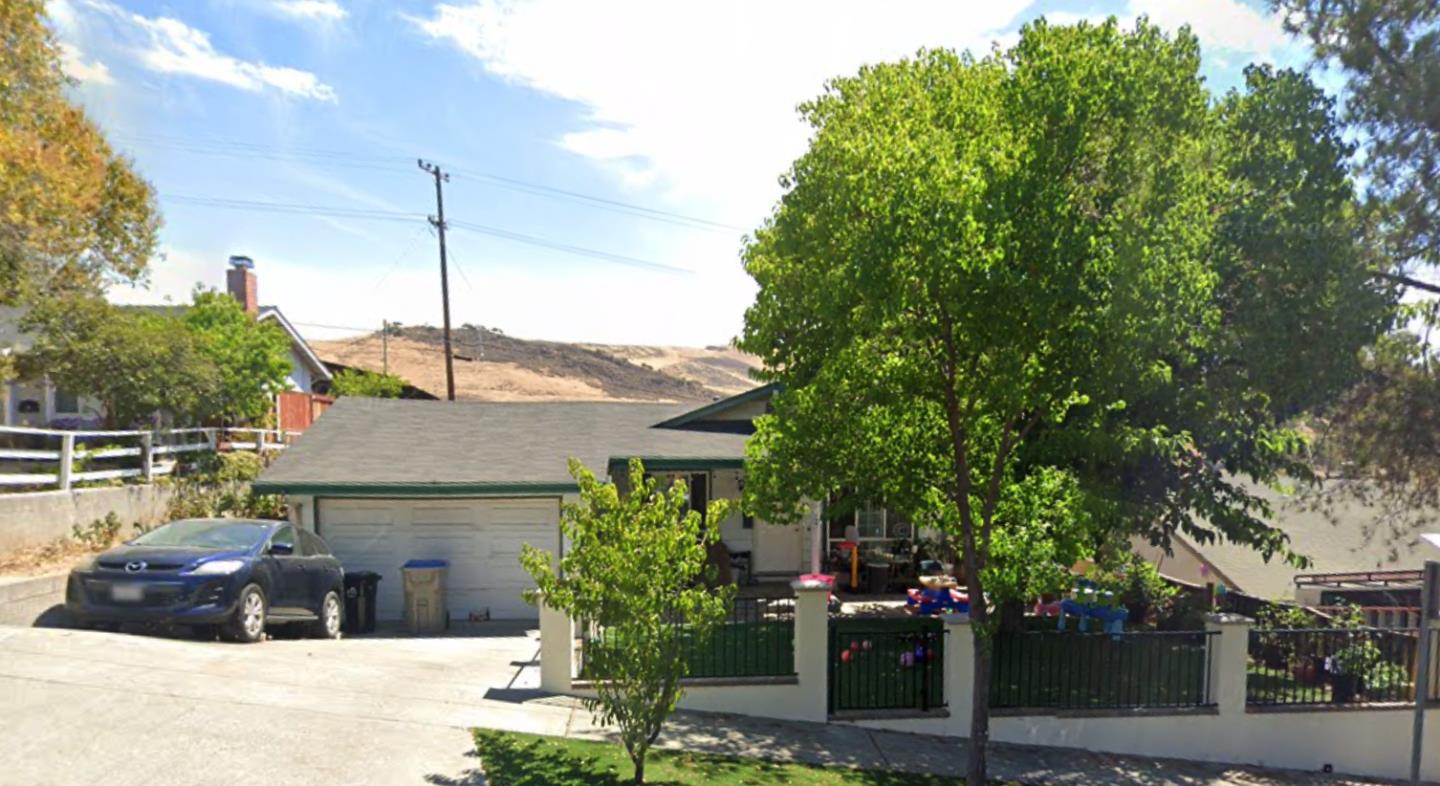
[312, 325, 761, 402]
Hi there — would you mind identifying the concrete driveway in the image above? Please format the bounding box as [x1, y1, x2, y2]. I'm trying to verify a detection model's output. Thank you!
[0, 622, 575, 786]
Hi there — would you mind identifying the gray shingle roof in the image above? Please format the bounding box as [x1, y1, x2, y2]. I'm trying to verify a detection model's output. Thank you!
[1172, 481, 1435, 600]
[254, 397, 748, 494]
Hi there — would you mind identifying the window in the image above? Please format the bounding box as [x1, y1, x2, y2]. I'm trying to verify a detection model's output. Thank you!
[856, 503, 885, 538]
[300, 530, 329, 556]
[269, 525, 295, 552]
[52, 389, 79, 414]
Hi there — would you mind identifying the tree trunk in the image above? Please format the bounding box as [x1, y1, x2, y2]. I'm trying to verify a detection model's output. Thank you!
[632, 752, 645, 784]
[968, 634, 992, 786]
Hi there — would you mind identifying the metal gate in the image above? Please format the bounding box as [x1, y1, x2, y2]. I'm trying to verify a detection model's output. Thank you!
[828, 616, 945, 715]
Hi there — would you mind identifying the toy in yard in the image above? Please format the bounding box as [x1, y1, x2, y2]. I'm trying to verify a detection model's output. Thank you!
[1056, 582, 1126, 634]
[905, 575, 969, 615]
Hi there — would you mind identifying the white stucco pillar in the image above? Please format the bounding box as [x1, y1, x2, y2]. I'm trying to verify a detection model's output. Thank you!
[792, 578, 832, 722]
[538, 594, 575, 694]
[943, 613, 976, 738]
[1205, 612, 1252, 718]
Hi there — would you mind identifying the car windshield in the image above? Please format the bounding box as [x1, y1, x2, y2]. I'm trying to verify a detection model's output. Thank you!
[129, 520, 271, 550]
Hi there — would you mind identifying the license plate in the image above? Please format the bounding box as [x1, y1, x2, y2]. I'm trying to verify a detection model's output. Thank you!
[112, 584, 144, 602]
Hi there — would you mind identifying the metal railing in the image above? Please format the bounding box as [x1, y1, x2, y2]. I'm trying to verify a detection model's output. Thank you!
[829, 620, 945, 714]
[579, 595, 796, 681]
[1247, 627, 1421, 706]
[989, 630, 1216, 711]
[0, 425, 300, 492]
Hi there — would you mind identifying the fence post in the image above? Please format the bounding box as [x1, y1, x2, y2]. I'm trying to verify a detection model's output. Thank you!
[1205, 612, 1252, 717]
[792, 578, 831, 723]
[57, 433, 74, 491]
[140, 432, 154, 482]
[538, 594, 574, 693]
[942, 613, 975, 738]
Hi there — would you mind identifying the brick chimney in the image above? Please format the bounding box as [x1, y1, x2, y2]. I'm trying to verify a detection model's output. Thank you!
[226, 255, 257, 315]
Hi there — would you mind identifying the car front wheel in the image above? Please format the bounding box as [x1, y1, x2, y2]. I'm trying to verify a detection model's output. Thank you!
[310, 591, 342, 640]
[222, 584, 267, 643]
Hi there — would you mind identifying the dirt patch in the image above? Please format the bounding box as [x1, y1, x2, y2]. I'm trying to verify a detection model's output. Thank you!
[0, 540, 100, 578]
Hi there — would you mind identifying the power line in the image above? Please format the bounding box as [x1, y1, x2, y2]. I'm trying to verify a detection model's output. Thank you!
[448, 219, 692, 274]
[162, 194, 692, 274]
[117, 131, 744, 233]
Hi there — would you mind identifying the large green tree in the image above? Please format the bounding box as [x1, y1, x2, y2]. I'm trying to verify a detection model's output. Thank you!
[521, 459, 733, 785]
[1, 0, 160, 304]
[1270, 0, 1440, 534]
[19, 298, 219, 428]
[1273, 0, 1440, 271]
[739, 20, 1389, 784]
[182, 290, 292, 423]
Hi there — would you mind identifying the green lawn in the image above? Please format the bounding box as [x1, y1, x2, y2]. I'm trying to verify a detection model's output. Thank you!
[989, 632, 1210, 710]
[583, 621, 795, 680]
[830, 618, 945, 712]
[472, 730, 1018, 785]
[1246, 663, 1332, 704]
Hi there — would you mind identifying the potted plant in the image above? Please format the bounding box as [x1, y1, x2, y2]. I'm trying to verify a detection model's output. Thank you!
[1331, 637, 1381, 703]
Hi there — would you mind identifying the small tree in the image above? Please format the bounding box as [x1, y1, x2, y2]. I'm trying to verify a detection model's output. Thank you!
[520, 458, 733, 785]
[182, 289, 292, 423]
[19, 297, 219, 427]
[330, 368, 406, 398]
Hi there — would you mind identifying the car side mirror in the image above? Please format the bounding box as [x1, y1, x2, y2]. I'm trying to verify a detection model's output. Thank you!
[269, 542, 295, 556]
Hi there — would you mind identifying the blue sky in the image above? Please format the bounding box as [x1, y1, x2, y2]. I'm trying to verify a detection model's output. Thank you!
[51, 0, 1309, 346]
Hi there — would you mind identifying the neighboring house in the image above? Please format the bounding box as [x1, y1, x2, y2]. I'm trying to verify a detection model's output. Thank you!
[255, 385, 909, 621]
[0, 256, 331, 428]
[1133, 480, 1435, 606]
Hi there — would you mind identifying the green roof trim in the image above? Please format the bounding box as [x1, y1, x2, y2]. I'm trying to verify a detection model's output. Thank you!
[607, 456, 746, 472]
[651, 383, 778, 430]
[252, 481, 578, 497]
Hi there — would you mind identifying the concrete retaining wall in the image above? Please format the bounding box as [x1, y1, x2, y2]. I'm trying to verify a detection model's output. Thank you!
[0, 485, 174, 552]
[0, 573, 69, 627]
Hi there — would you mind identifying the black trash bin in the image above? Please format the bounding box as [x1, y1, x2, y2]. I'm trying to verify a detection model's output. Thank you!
[342, 571, 381, 635]
[866, 562, 892, 594]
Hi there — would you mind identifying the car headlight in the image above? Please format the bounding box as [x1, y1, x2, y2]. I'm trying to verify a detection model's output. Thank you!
[186, 559, 246, 576]
[73, 556, 98, 573]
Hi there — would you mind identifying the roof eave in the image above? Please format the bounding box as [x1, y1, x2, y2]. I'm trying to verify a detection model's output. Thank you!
[252, 480, 578, 497]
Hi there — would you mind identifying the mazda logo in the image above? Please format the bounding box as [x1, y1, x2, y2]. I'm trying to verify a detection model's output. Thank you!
[124, 561, 147, 573]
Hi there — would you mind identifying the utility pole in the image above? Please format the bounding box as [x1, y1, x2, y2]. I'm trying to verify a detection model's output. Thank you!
[418, 159, 456, 401]
[381, 319, 389, 376]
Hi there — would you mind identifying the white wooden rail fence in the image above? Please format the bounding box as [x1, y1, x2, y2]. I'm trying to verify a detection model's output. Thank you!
[0, 425, 300, 491]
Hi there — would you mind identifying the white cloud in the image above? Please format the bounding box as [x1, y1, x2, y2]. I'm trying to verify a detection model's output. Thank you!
[274, 1, 348, 24]
[1045, 1, 1292, 62]
[80, 0, 337, 101]
[407, 0, 1032, 224]
[1130, 0, 1289, 59]
[58, 42, 114, 85]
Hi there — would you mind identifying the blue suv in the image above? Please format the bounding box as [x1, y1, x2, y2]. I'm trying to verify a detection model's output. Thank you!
[66, 518, 345, 643]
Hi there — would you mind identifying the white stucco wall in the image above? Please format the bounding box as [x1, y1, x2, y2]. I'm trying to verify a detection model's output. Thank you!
[544, 592, 1440, 783]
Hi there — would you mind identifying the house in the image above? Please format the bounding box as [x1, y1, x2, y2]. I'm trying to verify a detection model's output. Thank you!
[1133, 480, 1434, 608]
[255, 384, 921, 621]
[0, 256, 331, 428]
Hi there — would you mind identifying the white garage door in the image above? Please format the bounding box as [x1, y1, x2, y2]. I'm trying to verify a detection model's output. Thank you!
[316, 497, 560, 621]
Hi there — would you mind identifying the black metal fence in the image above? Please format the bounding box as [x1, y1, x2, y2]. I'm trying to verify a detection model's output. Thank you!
[829, 618, 945, 714]
[579, 595, 795, 681]
[1247, 627, 1420, 706]
[989, 630, 1216, 710]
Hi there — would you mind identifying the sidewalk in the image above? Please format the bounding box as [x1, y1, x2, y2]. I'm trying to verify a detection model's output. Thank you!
[560, 707, 1410, 786]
